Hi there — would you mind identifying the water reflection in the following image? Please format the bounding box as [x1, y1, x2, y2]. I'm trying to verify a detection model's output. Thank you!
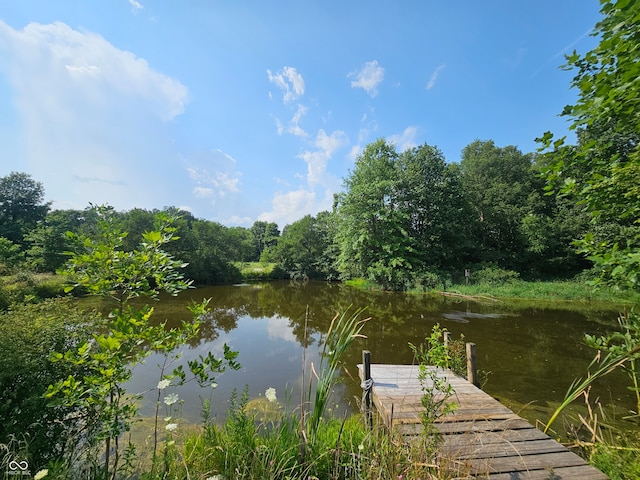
[121, 281, 633, 429]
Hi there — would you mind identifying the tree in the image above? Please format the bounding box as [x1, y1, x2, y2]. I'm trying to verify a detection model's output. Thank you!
[24, 209, 88, 272]
[459, 140, 539, 271]
[0, 237, 23, 272]
[250, 220, 280, 260]
[539, 0, 640, 290]
[186, 219, 241, 284]
[541, 0, 640, 435]
[396, 144, 474, 273]
[271, 212, 338, 280]
[46, 205, 240, 477]
[336, 139, 473, 290]
[335, 139, 400, 287]
[226, 226, 258, 262]
[0, 172, 50, 246]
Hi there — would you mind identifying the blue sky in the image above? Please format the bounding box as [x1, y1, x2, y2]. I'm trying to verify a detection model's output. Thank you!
[0, 1, 601, 228]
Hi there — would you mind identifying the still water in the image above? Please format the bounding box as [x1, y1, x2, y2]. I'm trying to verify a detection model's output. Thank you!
[124, 281, 633, 429]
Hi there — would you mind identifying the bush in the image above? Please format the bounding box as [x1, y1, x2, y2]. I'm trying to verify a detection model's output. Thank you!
[0, 299, 102, 468]
[471, 265, 520, 285]
[0, 273, 68, 311]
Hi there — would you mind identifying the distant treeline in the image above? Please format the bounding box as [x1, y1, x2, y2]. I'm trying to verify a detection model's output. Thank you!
[0, 138, 601, 289]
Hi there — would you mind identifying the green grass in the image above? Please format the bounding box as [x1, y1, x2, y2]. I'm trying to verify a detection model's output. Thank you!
[0, 272, 68, 309]
[445, 280, 640, 306]
[233, 262, 287, 281]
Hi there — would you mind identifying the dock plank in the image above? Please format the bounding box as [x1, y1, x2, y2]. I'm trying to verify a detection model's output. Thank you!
[359, 363, 608, 479]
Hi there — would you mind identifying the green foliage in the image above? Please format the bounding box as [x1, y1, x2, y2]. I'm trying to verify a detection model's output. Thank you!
[460, 140, 544, 271]
[24, 209, 91, 273]
[409, 324, 462, 440]
[251, 220, 280, 260]
[539, 0, 640, 292]
[61, 205, 193, 307]
[589, 442, 640, 480]
[0, 172, 50, 246]
[234, 261, 287, 281]
[183, 219, 242, 284]
[44, 205, 241, 477]
[306, 307, 369, 442]
[0, 237, 23, 272]
[0, 272, 67, 310]
[271, 212, 339, 281]
[472, 265, 521, 286]
[160, 393, 461, 480]
[336, 139, 473, 290]
[409, 324, 466, 377]
[0, 299, 102, 467]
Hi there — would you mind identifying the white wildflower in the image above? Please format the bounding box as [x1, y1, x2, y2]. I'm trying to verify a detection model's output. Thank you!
[157, 379, 171, 390]
[34, 470, 49, 480]
[265, 387, 277, 403]
[165, 423, 178, 432]
[164, 393, 179, 406]
[164, 416, 172, 422]
[211, 382, 218, 389]
[358, 444, 364, 452]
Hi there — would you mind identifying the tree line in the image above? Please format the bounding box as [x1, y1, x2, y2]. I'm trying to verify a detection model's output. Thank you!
[1, 135, 592, 290]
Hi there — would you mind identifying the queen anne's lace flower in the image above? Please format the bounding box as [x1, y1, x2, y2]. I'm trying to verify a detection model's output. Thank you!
[265, 387, 277, 403]
[164, 393, 179, 406]
[157, 379, 171, 390]
[165, 423, 178, 432]
[34, 470, 49, 480]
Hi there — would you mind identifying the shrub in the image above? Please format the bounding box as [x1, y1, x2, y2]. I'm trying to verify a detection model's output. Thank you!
[472, 265, 520, 285]
[0, 299, 102, 468]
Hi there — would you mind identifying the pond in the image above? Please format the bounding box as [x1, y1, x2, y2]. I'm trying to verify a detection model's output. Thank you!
[122, 280, 634, 431]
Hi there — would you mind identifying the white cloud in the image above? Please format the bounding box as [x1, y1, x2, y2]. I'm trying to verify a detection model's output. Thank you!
[128, 0, 144, 13]
[193, 186, 214, 198]
[267, 316, 298, 343]
[298, 129, 347, 186]
[0, 20, 189, 212]
[187, 149, 242, 199]
[267, 66, 305, 103]
[349, 60, 384, 97]
[259, 189, 318, 225]
[259, 129, 346, 226]
[348, 145, 362, 161]
[388, 126, 418, 152]
[287, 104, 308, 137]
[426, 64, 445, 90]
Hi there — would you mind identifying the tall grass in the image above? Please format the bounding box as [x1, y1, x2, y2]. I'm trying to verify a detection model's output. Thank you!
[306, 307, 369, 442]
[449, 279, 640, 305]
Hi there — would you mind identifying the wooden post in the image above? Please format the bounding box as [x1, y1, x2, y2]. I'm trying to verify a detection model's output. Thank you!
[362, 350, 373, 427]
[443, 331, 451, 348]
[466, 342, 478, 387]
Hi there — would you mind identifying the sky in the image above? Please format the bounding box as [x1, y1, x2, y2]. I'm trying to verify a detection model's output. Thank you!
[0, 1, 602, 228]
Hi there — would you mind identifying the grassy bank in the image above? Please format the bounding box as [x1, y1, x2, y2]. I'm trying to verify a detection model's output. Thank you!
[0, 272, 68, 310]
[233, 261, 287, 281]
[445, 280, 640, 305]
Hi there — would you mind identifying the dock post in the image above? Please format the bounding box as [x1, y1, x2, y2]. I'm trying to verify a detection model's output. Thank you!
[443, 331, 451, 348]
[466, 342, 478, 387]
[362, 350, 373, 427]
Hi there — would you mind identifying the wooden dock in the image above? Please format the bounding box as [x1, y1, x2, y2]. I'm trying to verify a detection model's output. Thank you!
[358, 363, 608, 479]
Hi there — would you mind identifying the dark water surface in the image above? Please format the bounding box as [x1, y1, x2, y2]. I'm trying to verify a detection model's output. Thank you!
[123, 281, 634, 430]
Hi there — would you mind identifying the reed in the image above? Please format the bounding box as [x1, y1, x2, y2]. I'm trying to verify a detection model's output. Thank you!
[306, 306, 369, 442]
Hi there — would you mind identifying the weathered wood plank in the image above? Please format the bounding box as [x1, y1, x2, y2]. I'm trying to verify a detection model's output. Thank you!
[482, 465, 609, 480]
[358, 363, 609, 479]
[465, 450, 597, 473]
[440, 438, 569, 459]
